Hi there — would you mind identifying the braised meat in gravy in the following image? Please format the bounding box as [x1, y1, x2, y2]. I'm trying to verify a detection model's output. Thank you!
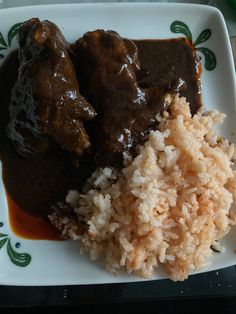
[7, 18, 96, 158]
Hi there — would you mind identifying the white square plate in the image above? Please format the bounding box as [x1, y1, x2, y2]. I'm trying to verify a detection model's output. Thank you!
[0, 3, 235, 286]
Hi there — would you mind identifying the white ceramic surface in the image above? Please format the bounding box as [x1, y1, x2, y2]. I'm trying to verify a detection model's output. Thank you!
[0, 3, 235, 286]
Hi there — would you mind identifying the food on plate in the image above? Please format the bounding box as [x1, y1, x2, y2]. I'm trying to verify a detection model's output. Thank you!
[7, 18, 96, 158]
[0, 19, 201, 219]
[134, 38, 201, 115]
[0, 49, 86, 217]
[50, 95, 236, 281]
[1, 18, 234, 281]
[73, 30, 177, 165]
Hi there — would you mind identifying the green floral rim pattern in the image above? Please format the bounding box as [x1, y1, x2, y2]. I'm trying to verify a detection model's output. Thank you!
[0, 21, 217, 72]
[0, 222, 31, 267]
[0, 21, 32, 268]
[0, 22, 23, 58]
[170, 21, 217, 71]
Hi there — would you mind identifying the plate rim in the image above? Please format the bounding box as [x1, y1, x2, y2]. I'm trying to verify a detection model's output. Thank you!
[0, 2, 235, 286]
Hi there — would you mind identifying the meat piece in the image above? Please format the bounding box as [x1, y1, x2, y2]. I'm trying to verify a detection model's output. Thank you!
[7, 18, 96, 157]
[72, 30, 171, 165]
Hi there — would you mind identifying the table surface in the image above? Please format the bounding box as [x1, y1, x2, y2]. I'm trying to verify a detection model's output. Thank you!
[0, 0, 236, 306]
[0, 266, 236, 306]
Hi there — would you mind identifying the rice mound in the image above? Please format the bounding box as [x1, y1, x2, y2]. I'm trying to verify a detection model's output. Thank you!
[50, 95, 236, 281]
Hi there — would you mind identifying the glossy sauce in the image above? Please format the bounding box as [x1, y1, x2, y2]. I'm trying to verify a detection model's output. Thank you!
[7, 192, 61, 240]
[0, 38, 202, 240]
[74, 30, 177, 166]
[134, 38, 201, 114]
[0, 50, 72, 240]
[8, 19, 96, 159]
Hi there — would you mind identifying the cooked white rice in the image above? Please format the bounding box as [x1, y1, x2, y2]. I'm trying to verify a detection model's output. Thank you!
[49, 94, 236, 281]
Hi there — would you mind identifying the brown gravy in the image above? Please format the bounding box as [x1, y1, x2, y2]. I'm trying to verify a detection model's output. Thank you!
[0, 38, 201, 240]
[134, 38, 201, 114]
[7, 192, 61, 240]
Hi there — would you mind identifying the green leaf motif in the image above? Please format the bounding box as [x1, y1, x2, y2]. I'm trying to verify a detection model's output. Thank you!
[7, 22, 23, 47]
[0, 233, 8, 237]
[0, 237, 8, 250]
[197, 47, 217, 71]
[0, 31, 7, 47]
[170, 21, 192, 42]
[0, 46, 7, 51]
[7, 239, 31, 267]
[194, 29, 212, 46]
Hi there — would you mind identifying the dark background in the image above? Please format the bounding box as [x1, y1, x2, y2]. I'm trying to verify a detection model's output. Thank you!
[1, 265, 236, 311]
[2, 299, 236, 314]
